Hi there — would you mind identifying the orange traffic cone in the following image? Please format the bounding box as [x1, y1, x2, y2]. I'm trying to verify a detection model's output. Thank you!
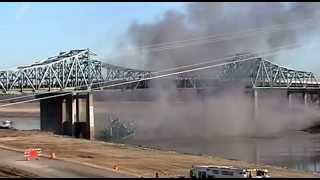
[29, 149, 39, 160]
[113, 165, 119, 171]
[49, 153, 56, 159]
[24, 149, 31, 161]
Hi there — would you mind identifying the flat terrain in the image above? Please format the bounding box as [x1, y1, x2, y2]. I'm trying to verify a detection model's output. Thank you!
[0, 148, 133, 178]
[0, 164, 39, 178]
[0, 129, 318, 178]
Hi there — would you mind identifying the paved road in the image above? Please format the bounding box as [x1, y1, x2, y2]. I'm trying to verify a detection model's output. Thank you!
[0, 148, 135, 178]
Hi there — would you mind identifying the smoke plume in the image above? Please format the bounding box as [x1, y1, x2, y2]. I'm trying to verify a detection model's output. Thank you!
[115, 2, 320, 71]
[97, 3, 320, 140]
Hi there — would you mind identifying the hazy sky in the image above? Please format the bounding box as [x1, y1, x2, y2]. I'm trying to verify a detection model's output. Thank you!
[0, 2, 185, 69]
[0, 2, 319, 76]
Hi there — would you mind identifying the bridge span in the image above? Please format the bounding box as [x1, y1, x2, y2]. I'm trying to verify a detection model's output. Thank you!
[0, 49, 319, 139]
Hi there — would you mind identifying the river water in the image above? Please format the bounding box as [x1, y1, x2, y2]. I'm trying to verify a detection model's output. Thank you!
[4, 117, 320, 173]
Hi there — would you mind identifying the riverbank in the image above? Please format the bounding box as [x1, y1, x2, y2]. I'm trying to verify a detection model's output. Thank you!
[0, 103, 39, 118]
[0, 129, 317, 178]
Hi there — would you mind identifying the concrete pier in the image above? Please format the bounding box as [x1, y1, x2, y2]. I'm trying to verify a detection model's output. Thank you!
[304, 93, 308, 107]
[38, 92, 95, 140]
[251, 88, 259, 135]
[253, 89, 259, 120]
[288, 93, 292, 108]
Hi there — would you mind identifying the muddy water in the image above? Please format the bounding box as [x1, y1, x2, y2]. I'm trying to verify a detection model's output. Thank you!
[5, 116, 320, 173]
[121, 131, 320, 173]
[0, 117, 40, 130]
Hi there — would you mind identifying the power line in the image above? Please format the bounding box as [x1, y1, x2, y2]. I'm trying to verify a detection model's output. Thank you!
[101, 17, 319, 61]
[153, 47, 300, 75]
[132, 18, 318, 50]
[0, 41, 301, 104]
[0, 92, 72, 108]
[0, 94, 38, 103]
[0, 41, 303, 109]
[88, 43, 302, 92]
[0, 17, 315, 103]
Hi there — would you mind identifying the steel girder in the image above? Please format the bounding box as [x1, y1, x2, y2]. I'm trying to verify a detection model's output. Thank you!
[251, 59, 320, 89]
[0, 49, 153, 95]
[97, 63, 153, 90]
[0, 49, 99, 94]
[218, 53, 320, 89]
[102, 63, 152, 82]
[0, 49, 318, 95]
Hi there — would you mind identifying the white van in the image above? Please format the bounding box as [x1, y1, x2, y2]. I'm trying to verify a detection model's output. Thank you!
[190, 165, 270, 178]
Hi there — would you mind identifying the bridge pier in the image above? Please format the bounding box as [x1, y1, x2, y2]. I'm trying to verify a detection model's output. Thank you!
[38, 92, 95, 140]
[254, 89, 259, 119]
[288, 93, 292, 108]
[287, 91, 308, 108]
[286, 89, 320, 109]
[304, 93, 308, 107]
[251, 88, 259, 135]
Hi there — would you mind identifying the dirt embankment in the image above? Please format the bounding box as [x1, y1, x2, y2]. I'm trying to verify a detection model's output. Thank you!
[0, 165, 39, 178]
[0, 130, 317, 178]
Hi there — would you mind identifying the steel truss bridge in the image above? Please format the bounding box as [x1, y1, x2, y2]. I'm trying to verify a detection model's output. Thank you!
[0, 49, 319, 95]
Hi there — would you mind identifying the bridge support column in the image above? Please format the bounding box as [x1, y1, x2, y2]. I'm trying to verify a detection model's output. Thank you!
[72, 95, 77, 137]
[252, 88, 259, 135]
[304, 93, 308, 107]
[88, 93, 95, 140]
[318, 94, 320, 109]
[62, 94, 73, 136]
[39, 92, 95, 140]
[288, 92, 292, 108]
[254, 89, 259, 119]
[39, 94, 64, 135]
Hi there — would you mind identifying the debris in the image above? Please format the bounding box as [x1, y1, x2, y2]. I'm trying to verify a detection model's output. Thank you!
[103, 114, 136, 141]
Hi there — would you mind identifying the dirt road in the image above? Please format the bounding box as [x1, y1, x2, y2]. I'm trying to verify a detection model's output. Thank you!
[0, 164, 39, 178]
[0, 148, 134, 178]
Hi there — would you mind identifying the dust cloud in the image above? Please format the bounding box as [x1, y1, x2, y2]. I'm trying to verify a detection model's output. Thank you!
[126, 87, 320, 140]
[112, 2, 320, 71]
[95, 85, 320, 140]
[97, 2, 320, 140]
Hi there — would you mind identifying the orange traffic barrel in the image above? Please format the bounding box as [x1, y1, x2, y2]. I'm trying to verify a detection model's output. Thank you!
[113, 165, 119, 171]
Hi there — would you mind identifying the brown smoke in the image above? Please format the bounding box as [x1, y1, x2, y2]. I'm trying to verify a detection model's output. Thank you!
[115, 2, 320, 70]
[96, 3, 320, 140]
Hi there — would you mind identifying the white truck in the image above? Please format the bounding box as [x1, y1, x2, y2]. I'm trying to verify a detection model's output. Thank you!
[190, 165, 271, 178]
[0, 120, 13, 129]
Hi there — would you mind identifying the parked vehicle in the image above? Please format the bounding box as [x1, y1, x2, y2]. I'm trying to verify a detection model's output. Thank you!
[190, 165, 270, 178]
[0, 120, 13, 129]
